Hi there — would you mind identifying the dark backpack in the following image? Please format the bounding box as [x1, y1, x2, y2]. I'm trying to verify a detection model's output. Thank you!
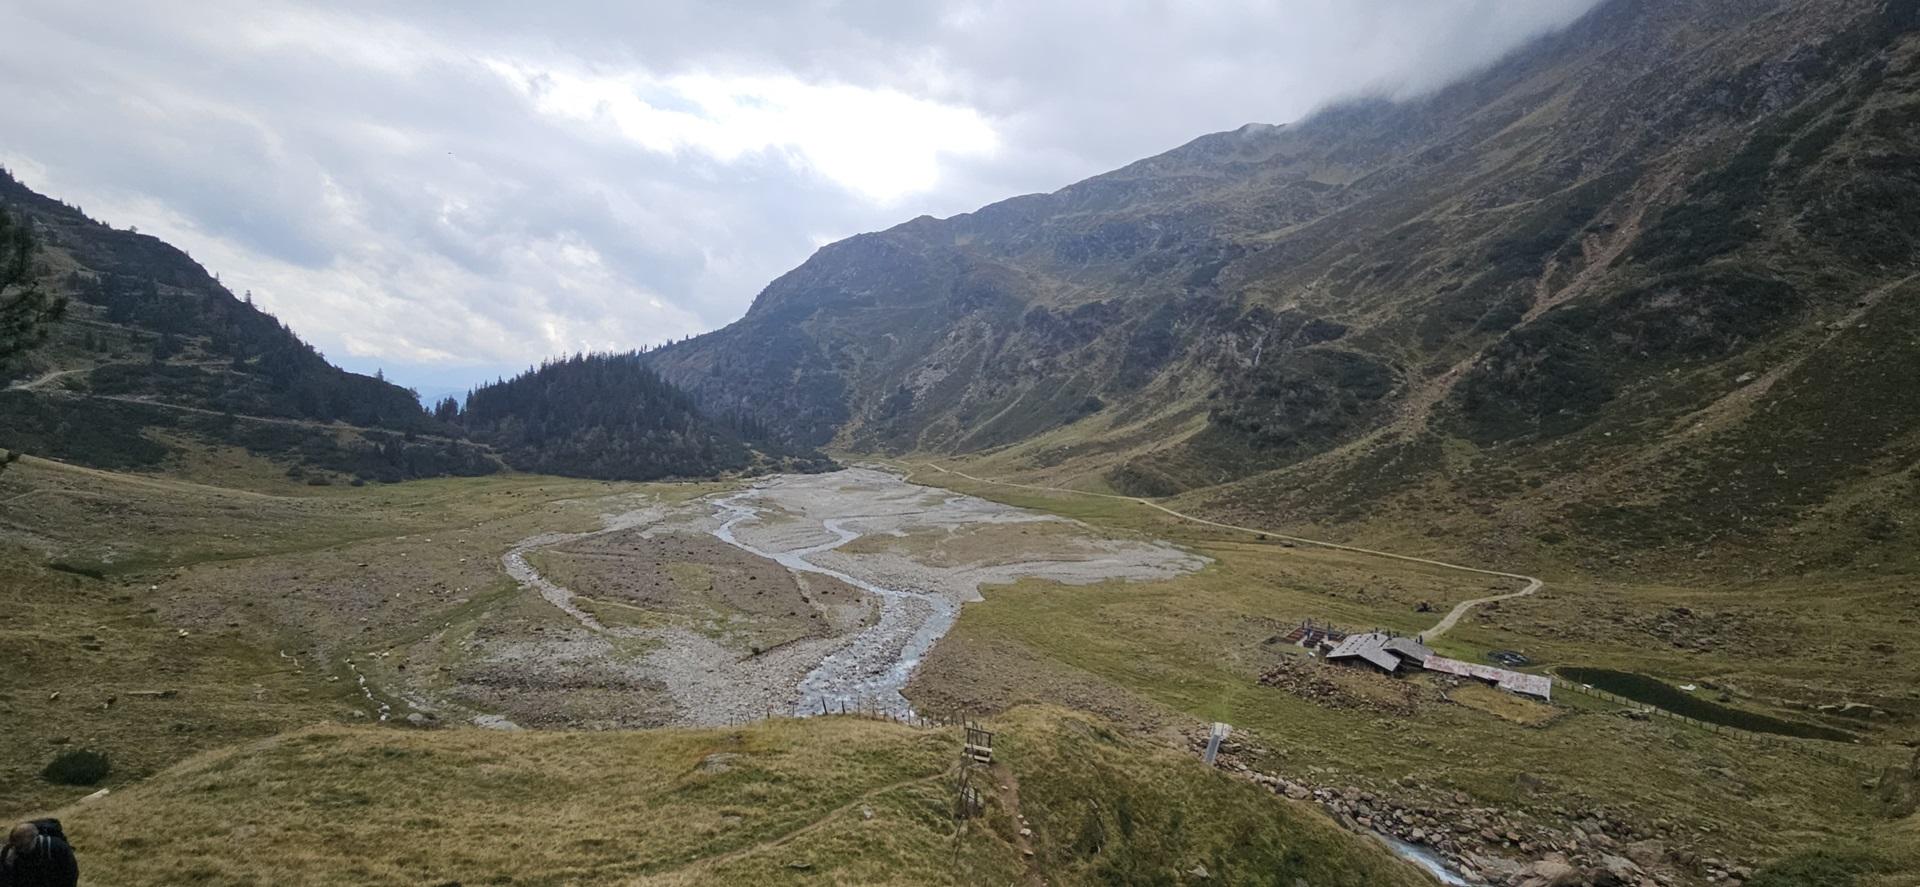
[1, 819, 78, 887]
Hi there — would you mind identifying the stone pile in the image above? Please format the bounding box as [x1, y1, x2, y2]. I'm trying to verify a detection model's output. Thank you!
[1256, 656, 1419, 715]
[1185, 728, 1756, 887]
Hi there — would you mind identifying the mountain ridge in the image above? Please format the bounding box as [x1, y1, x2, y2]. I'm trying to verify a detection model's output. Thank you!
[0, 170, 823, 485]
[645, 0, 1920, 575]
[0, 166, 511, 483]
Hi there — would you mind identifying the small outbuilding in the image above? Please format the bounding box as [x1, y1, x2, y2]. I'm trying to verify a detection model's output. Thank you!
[1421, 655, 1553, 701]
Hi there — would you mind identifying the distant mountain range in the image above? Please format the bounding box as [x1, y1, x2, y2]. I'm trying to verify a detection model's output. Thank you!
[0, 170, 818, 484]
[643, 0, 1919, 575]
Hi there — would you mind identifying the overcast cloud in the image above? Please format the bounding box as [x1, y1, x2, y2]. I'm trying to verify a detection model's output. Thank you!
[0, 0, 1602, 399]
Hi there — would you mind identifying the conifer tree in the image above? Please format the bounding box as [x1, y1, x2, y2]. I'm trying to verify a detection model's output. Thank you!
[0, 208, 64, 362]
[0, 208, 66, 475]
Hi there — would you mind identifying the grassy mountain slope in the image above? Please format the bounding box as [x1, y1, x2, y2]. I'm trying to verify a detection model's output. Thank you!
[0, 168, 502, 483]
[648, 0, 1920, 573]
[50, 707, 1431, 887]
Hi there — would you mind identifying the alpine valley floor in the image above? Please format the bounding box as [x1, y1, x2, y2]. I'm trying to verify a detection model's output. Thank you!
[3, 453, 1915, 886]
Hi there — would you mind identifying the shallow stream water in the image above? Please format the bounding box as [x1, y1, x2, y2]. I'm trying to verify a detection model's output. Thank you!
[1374, 834, 1476, 885]
[710, 490, 956, 718]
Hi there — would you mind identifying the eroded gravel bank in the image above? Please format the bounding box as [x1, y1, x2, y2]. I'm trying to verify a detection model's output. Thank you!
[498, 467, 1206, 724]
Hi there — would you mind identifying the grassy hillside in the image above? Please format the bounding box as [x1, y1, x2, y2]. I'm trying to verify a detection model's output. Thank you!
[45, 707, 1432, 887]
[0, 456, 664, 815]
[8, 444, 1916, 884]
[0, 453, 1433, 885]
[648, 0, 1920, 574]
[897, 462, 1920, 884]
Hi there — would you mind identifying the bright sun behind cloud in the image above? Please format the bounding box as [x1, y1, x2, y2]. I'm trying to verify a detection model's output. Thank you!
[489, 61, 1001, 204]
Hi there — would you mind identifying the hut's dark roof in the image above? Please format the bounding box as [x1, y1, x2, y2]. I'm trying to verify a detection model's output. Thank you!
[1325, 632, 1404, 672]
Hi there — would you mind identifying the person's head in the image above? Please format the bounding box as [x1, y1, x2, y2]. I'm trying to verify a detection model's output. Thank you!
[7, 822, 36, 852]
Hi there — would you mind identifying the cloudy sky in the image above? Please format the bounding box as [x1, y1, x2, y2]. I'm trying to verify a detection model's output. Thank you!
[0, 0, 1601, 400]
